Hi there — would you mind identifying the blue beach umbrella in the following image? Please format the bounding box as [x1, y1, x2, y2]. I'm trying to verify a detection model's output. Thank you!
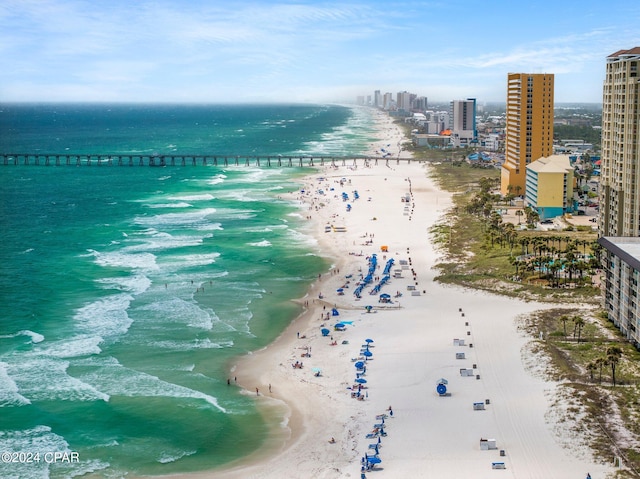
[365, 339, 374, 343]
[355, 378, 367, 384]
[354, 361, 365, 369]
[367, 457, 381, 464]
[321, 328, 330, 336]
[363, 350, 373, 357]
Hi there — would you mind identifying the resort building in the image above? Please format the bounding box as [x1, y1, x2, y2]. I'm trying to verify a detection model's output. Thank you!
[598, 237, 640, 347]
[599, 47, 640, 237]
[448, 99, 477, 148]
[500, 73, 555, 196]
[598, 47, 640, 344]
[397, 91, 412, 112]
[374, 90, 382, 108]
[524, 154, 574, 219]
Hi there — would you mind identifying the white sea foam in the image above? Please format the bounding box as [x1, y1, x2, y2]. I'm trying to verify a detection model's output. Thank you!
[123, 232, 212, 252]
[74, 293, 134, 340]
[0, 362, 31, 406]
[96, 274, 152, 295]
[158, 449, 197, 464]
[0, 426, 70, 479]
[135, 298, 215, 330]
[207, 176, 226, 186]
[150, 338, 233, 350]
[7, 357, 109, 402]
[89, 249, 159, 271]
[160, 252, 221, 270]
[247, 240, 272, 247]
[244, 224, 288, 233]
[147, 202, 193, 209]
[134, 208, 217, 227]
[75, 358, 226, 412]
[167, 193, 215, 202]
[39, 336, 103, 358]
[0, 330, 45, 344]
[285, 228, 319, 248]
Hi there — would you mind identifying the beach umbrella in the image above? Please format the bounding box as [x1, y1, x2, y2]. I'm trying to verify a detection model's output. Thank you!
[363, 350, 373, 357]
[321, 328, 330, 336]
[354, 361, 365, 369]
[367, 457, 381, 464]
[355, 378, 367, 384]
[380, 293, 391, 299]
[365, 339, 374, 343]
[337, 288, 344, 293]
[364, 305, 372, 312]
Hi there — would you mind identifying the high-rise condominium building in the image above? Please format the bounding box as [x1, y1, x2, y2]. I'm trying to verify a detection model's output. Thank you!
[500, 73, 555, 196]
[596, 47, 640, 346]
[600, 47, 640, 237]
[449, 99, 477, 147]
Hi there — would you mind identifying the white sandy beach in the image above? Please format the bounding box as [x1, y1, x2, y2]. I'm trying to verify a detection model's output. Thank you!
[171, 112, 614, 479]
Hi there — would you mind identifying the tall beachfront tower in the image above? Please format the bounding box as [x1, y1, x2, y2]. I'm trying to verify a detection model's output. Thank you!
[500, 73, 555, 196]
[600, 47, 640, 237]
[449, 98, 477, 147]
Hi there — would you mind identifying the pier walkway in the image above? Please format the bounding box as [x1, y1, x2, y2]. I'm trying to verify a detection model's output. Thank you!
[1, 153, 422, 168]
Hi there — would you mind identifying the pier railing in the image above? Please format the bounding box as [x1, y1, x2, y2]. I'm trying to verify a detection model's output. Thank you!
[0, 153, 420, 168]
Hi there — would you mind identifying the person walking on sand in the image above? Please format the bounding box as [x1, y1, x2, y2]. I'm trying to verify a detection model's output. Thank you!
[256, 388, 259, 396]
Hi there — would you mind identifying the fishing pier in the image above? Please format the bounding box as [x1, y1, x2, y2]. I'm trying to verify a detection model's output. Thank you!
[1, 153, 421, 168]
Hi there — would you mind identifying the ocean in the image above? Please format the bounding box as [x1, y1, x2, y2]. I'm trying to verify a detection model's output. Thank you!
[0, 103, 378, 478]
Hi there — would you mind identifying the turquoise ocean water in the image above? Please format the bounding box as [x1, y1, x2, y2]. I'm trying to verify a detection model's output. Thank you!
[0, 103, 378, 478]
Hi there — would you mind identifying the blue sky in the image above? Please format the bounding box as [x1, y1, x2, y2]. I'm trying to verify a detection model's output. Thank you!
[1, 0, 639, 104]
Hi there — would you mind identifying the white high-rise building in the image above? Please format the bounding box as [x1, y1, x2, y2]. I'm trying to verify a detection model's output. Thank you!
[448, 99, 477, 147]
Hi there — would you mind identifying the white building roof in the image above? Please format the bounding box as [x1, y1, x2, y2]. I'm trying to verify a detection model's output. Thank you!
[527, 154, 572, 174]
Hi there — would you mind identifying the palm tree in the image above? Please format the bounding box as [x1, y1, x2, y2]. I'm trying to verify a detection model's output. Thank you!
[572, 315, 585, 342]
[559, 315, 570, 337]
[586, 361, 597, 381]
[515, 209, 524, 224]
[595, 357, 608, 383]
[606, 346, 623, 386]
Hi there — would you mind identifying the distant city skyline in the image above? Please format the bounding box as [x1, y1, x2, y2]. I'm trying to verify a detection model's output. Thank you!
[1, 0, 639, 104]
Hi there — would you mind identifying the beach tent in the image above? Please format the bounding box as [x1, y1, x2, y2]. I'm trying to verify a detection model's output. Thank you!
[334, 323, 346, 331]
[332, 308, 340, 316]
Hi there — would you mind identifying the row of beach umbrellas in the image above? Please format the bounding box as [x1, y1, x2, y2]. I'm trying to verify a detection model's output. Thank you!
[354, 255, 377, 298]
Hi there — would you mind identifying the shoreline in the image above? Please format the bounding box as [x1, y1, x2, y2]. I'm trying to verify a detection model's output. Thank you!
[164, 110, 615, 479]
